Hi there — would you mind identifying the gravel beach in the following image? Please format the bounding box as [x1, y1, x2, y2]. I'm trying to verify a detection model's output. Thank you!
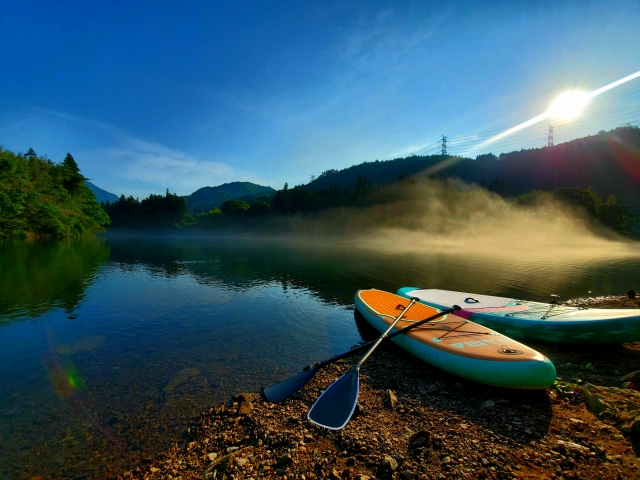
[120, 295, 640, 480]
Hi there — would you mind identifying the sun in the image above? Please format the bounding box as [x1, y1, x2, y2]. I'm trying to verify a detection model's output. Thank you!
[548, 91, 590, 120]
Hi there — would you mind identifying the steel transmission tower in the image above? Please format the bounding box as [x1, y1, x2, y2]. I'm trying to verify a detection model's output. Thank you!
[441, 135, 448, 155]
[547, 125, 554, 147]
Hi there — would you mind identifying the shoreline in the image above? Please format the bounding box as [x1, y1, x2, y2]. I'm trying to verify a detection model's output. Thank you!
[121, 296, 640, 479]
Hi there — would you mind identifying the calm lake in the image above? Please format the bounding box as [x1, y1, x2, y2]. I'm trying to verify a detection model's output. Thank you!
[1, 233, 639, 478]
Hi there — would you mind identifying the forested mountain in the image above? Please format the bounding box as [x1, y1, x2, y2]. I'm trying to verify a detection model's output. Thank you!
[495, 126, 640, 209]
[0, 148, 109, 238]
[85, 181, 118, 203]
[184, 182, 275, 214]
[300, 126, 640, 209]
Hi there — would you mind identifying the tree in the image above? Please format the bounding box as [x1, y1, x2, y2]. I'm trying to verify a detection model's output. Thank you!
[598, 194, 631, 233]
[476, 153, 498, 163]
[0, 148, 109, 237]
[248, 200, 270, 216]
[63, 153, 80, 173]
[553, 187, 602, 217]
[60, 152, 86, 192]
[220, 199, 250, 215]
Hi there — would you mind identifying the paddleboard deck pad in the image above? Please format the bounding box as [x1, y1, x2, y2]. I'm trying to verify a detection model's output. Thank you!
[355, 289, 556, 389]
[397, 287, 640, 344]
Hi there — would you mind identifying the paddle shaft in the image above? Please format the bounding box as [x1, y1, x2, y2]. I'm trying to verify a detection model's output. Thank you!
[355, 297, 420, 368]
[263, 302, 458, 403]
[316, 304, 457, 369]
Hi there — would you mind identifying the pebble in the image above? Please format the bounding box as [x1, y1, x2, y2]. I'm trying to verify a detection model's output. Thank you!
[116, 320, 640, 480]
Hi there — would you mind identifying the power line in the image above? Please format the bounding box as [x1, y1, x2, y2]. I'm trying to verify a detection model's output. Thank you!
[442, 89, 640, 144]
[449, 107, 640, 153]
[407, 86, 640, 159]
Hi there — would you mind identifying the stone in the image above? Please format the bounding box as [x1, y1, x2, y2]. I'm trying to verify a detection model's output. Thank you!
[226, 446, 239, 454]
[410, 436, 428, 448]
[381, 455, 399, 471]
[480, 400, 495, 411]
[385, 390, 398, 410]
[582, 383, 640, 435]
[428, 384, 439, 394]
[400, 470, 416, 480]
[207, 452, 218, 461]
[163, 368, 199, 394]
[236, 457, 248, 467]
[342, 467, 355, 477]
[442, 456, 452, 465]
[553, 440, 589, 456]
[236, 392, 259, 403]
[278, 453, 292, 466]
[238, 402, 254, 415]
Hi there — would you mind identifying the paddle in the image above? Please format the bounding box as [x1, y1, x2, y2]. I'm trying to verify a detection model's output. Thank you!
[307, 299, 459, 430]
[264, 301, 459, 403]
[307, 302, 460, 429]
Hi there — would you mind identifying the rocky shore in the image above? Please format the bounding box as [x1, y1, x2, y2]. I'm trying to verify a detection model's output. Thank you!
[120, 295, 640, 480]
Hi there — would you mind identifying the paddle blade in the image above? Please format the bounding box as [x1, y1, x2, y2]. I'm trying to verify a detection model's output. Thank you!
[263, 365, 320, 403]
[308, 368, 359, 430]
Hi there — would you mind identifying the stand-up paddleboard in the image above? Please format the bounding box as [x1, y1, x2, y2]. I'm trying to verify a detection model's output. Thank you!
[355, 289, 556, 389]
[397, 287, 640, 344]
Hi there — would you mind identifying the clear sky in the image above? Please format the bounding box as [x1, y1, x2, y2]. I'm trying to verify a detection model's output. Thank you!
[1, 0, 639, 198]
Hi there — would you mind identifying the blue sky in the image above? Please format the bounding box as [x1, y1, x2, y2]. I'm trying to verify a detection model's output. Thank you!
[1, 0, 639, 198]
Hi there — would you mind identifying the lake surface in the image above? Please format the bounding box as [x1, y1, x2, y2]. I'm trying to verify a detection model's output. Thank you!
[1, 234, 639, 478]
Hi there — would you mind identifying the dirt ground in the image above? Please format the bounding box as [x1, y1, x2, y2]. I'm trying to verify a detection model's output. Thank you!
[119, 295, 640, 480]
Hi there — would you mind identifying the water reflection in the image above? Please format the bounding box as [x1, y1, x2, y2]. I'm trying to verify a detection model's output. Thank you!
[0, 239, 109, 321]
[0, 235, 639, 479]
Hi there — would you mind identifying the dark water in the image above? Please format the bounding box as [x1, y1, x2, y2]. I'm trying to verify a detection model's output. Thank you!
[1, 235, 639, 479]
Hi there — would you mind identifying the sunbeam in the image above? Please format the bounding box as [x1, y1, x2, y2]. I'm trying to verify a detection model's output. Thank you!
[475, 70, 640, 150]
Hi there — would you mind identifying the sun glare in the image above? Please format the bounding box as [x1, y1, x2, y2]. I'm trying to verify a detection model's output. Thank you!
[549, 91, 589, 120]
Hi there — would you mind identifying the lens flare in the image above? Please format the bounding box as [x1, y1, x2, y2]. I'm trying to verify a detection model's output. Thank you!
[549, 91, 589, 120]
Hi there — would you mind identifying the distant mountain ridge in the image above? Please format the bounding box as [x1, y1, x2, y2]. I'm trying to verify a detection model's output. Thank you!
[85, 181, 119, 203]
[299, 126, 640, 209]
[184, 181, 275, 213]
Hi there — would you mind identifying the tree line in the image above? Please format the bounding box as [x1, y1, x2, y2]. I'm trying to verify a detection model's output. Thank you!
[100, 172, 637, 237]
[2, 144, 636, 238]
[102, 190, 188, 228]
[0, 147, 109, 238]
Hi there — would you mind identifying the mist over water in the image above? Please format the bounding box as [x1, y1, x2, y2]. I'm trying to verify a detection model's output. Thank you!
[270, 178, 638, 262]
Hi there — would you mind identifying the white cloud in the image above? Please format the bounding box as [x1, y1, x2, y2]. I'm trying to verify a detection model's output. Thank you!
[111, 136, 233, 184]
[1, 107, 270, 197]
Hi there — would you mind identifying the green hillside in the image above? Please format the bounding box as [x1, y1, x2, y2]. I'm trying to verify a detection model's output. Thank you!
[0, 148, 109, 238]
[184, 181, 275, 214]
